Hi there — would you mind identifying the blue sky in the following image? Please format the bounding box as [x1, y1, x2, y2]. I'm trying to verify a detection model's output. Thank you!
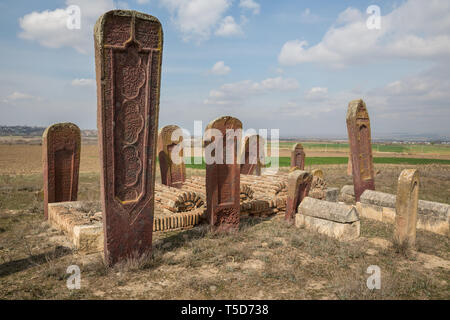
[0, 0, 449, 138]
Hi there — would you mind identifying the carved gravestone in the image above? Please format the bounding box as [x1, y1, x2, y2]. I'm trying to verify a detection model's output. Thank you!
[42, 123, 81, 219]
[285, 170, 312, 223]
[94, 10, 163, 265]
[158, 125, 185, 188]
[290, 143, 305, 170]
[240, 134, 264, 176]
[394, 169, 419, 248]
[346, 99, 375, 201]
[204, 116, 242, 232]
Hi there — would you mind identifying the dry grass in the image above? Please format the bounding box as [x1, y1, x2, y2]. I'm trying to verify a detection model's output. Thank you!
[0, 211, 448, 300]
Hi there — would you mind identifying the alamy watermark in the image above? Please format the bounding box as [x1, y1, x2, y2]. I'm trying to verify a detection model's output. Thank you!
[366, 5, 381, 30]
[366, 265, 381, 290]
[66, 265, 81, 290]
[66, 5, 81, 30]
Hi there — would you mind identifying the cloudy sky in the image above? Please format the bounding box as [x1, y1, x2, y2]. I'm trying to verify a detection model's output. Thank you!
[0, 0, 449, 138]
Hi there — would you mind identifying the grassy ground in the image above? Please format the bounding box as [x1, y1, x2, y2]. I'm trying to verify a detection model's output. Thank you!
[0, 211, 448, 299]
[0, 144, 449, 299]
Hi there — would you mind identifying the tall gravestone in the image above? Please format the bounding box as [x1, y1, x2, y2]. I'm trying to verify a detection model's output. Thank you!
[346, 99, 375, 201]
[158, 125, 185, 188]
[285, 170, 312, 223]
[204, 116, 242, 232]
[240, 134, 264, 176]
[290, 143, 305, 170]
[94, 10, 163, 265]
[394, 169, 419, 248]
[42, 123, 81, 219]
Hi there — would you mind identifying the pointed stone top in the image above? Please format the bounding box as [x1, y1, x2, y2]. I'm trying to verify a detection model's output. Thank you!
[346, 99, 368, 122]
[292, 143, 304, 151]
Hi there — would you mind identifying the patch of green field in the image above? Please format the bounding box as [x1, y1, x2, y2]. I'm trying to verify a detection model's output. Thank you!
[273, 142, 450, 154]
[183, 157, 450, 169]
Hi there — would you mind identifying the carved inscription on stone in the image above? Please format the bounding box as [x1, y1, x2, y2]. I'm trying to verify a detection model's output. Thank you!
[204, 116, 242, 232]
[95, 10, 163, 265]
[290, 143, 305, 170]
[346, 99, 375, 201]
[157, 125, 185, 189]
[42, 123, 81, 219]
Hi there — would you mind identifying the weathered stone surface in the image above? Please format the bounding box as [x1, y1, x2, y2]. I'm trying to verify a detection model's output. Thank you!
[325, 188, 339, 202]
[204, 116, 242, 232]
[347, 154, 352, 176]
[95, 10, 163, 265]
[285, 170, 312, 223]
[358, 189, 449, 236]
[290, 143, 305, 170]
[42, 123, 81, 219]
[296, 214, 360, 241]
[346, 99, 375, 201]
[360, 189, 396, 208]
[240, 135, 265, 176]
[339, 185, 355, 204]
[308, 175, 327, 200]
[395, 169, 419, 247]
[298, 197, 359, 223]
[157, 125, 185, 188]
[311, 169, 323, 179]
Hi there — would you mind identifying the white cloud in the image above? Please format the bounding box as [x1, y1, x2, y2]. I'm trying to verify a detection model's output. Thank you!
[210, 61, 231, 75]
[279, 0, 450, 67]
[239, 0, 260, 15]
[19, 0, 118, 54]
[204, 77, 299, 105]
[300, 8, 321, 24]
[71, 78, 95, 86]
[160, 0, 231, 42]
[215, 16, 243, 37]
[3, 91, 41, 103]
[305, 87, 328, 100]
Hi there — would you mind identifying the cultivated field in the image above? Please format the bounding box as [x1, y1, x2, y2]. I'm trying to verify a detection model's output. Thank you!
[0, 142, 449, 299]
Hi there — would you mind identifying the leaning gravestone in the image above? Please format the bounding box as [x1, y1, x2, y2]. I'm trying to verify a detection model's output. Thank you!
[42, 123, 81, 219]
[346, 99, 375, 201]
[290, 143, 305, 170]
[285, 170, 312, 223]
[158, 125, 185, 188]
[94, 10, 163, 265]
[394, 169, 419, 248]
[204, 116, 242, 232]
[240, 134, 264, 176]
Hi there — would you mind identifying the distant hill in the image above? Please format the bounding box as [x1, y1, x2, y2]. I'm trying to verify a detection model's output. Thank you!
[0, 126, 97, 138]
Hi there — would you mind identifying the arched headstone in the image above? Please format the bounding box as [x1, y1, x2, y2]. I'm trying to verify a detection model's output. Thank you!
[290, 143, 305, 170]
[285, 170, 312, 223]
[158, 125, 185, 188]
[204, 116, 242, 232]
[395, 169, 419, 248]
[240, 134, 265, 176]
[42, 123, 81, 219]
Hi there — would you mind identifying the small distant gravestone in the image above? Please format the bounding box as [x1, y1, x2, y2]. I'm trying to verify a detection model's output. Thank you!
[204, 116, 242, 232]
[285, 170, 312, 223]
[94, 10, 163, 265]
[346, 99, 375, 201]
[158, 125, 186, 188]
[394, 169, 419, 248]
[240, 134, 265, 176]
[290, 143, 305, 170]
[42, 123, 81, 219]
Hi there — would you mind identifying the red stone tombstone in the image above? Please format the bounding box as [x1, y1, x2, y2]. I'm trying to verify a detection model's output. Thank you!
[240, 134, 264, 176]
[346, 99, 375, 201]
[285, 170, 312, 223]
[94, 10, 163, 265]
[42, 123, 81, 219]
[157, 125, 185, 188]
[290, 143, 305, 170]
[204, 116, 242, 232]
